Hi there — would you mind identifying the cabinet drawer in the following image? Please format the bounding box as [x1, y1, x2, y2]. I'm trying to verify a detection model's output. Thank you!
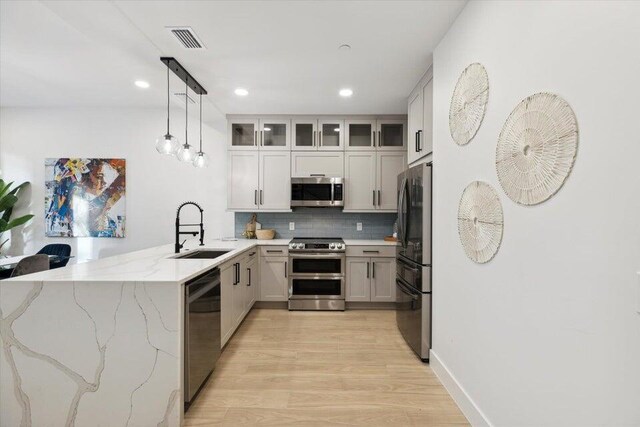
[260, 246, 289, 257]
[346, 246, 395, 258]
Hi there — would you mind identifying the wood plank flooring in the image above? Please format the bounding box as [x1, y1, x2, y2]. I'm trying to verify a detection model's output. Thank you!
[184, 309, 468, 426]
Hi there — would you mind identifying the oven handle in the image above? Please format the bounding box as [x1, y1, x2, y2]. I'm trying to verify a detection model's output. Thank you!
[289, 253, 345, 259]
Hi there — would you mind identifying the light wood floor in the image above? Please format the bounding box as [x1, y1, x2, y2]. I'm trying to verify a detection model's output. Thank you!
[184, 309, 468, 426]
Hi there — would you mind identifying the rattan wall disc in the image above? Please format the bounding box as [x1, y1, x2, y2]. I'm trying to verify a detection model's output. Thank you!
[496, 92, 578, 205]
[458, 181, 504, 264]
[449, 63, 489, 146]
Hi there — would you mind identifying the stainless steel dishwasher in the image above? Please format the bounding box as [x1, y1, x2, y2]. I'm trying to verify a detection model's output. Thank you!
[184, 267, 221, 406]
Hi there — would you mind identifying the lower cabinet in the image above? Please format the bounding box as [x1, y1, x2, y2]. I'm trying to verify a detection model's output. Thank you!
[221, 250, 258, 347]
[259, 252, 288, 301]
[346, 257, 396, 303]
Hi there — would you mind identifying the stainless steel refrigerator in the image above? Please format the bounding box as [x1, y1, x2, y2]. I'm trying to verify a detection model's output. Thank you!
[396, 162, 432, 362]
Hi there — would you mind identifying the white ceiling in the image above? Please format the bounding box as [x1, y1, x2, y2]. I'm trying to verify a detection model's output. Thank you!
[0, 0, 466, 116]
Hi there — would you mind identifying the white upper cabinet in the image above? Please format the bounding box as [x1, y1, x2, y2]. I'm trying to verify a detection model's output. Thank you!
[259, 151, 291, 210]
[291, 118, 318, 151]
[345, 119, 376, 151]
[407, 71, 433, 164]
[377, 119, 407, 151]
[377, 152, 404, 210]
[228, 118, 259, 150]
[421, 79, 434, 156]
[228, 151, 259, 210]
[345, 152, 376, 210]
[227, 151, 291, 211]
[344, 151, 405, 212]
[317, 119, 344, 151]
[291, 151, 344, 177]
[228, 118, 290, 150]
[259, 118, 290, 150]
[407, 89, 424, 164]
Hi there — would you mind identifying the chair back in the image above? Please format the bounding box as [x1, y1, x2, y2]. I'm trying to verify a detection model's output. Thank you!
[37, 244, 72, 268]
[10, 254, 50, 278]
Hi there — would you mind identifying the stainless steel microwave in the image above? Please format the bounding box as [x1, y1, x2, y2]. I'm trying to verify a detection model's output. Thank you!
[291, 177, 344, 207]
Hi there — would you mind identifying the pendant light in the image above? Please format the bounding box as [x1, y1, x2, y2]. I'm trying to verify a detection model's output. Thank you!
[155, 66, 180, 155]
[193, 94, 210, 168]
[177, 78, 196, 163]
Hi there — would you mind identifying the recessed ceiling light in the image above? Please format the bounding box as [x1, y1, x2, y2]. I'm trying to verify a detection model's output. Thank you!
[135, 80, 150, 89]
[234, 88, 249, 96]
[339, 44, 351, 51]
[339, 88, 353, 97]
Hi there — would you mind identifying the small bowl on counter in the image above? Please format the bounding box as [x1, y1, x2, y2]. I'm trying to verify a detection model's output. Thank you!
[255, 229, 276, 240]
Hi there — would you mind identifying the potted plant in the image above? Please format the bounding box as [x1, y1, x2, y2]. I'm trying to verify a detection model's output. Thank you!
[0, 180, 34, 253]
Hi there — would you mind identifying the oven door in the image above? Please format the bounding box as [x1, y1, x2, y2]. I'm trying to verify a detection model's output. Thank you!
[289, 253, 344, 276]
[289, 277, 345, 300]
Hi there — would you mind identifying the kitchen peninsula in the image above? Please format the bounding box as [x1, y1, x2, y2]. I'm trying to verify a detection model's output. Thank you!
[0, 238, 396, 426]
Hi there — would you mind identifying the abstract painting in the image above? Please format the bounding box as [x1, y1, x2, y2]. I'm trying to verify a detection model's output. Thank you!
[45, 158, 126, 237]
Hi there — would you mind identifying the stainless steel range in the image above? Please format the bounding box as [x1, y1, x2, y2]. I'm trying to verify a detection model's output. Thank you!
[288, 237, 346, 311]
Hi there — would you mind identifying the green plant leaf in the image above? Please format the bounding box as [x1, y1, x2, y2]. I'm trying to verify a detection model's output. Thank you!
[0, 194, 18, 213]
[8, 181, 29, 198]
[0, 180, 13, 200]
[0, 218, 8, 233]
[6, 214, 34, 230]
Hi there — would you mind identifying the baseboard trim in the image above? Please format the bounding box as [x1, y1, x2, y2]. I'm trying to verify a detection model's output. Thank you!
[254, 301, 288, 309]
[429, 350, 492, 427]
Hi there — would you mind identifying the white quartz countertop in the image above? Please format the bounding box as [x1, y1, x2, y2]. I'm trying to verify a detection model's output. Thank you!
[2, 238, 395, 284]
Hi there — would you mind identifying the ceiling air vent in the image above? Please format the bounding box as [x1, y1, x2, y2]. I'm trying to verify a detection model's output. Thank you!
[166, 26, 205, 49]
[174, 92, 196, 104]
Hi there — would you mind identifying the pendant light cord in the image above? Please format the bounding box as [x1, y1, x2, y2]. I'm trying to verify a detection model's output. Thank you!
[166, 66, 170, 135]
[199, 94, 203, 153]
[185, 78, 188, 145]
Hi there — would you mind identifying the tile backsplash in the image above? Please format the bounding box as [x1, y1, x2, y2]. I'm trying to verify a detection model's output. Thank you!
[235, 209, 397, 240]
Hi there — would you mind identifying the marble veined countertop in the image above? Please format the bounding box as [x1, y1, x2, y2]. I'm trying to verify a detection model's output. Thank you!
[2, 238, 395, 283]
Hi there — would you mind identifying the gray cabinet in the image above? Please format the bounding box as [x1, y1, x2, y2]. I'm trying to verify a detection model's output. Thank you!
[259, 254, 288, 302]
[346, 255, 396, 303]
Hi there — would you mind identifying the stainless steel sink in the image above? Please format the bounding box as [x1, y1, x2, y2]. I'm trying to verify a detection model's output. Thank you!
[173, 250, 230, 259]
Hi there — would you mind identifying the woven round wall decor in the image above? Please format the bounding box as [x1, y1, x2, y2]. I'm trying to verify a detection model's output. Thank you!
[458, 181, 504, 264]
[496, 92, 578, 205]
[449, 63, 489, 146]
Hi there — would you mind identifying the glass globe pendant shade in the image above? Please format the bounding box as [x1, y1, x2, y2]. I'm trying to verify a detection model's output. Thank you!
[177, 143, 196, 163]
[193, 151, 210, 168]
[155, 133, 179, 155]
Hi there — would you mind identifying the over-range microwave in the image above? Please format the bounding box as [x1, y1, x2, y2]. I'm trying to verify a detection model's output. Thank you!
[291, 177, 344, 208]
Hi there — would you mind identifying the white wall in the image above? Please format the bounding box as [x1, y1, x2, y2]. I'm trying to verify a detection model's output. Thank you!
[0, 107, 233, 262]
[431, 1, 640, 425]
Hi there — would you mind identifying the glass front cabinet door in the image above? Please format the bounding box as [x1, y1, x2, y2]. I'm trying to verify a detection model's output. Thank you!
[317, 119, 344, 151]
[345, 119, 375, 151]
[292, 118, 318, 151]
[259, 119, 290, 150]
[377, 119, 406, 150]
[228, 118, 259, 150]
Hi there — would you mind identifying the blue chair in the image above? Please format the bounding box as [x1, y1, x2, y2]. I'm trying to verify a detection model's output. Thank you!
[36, 244, 72, 269]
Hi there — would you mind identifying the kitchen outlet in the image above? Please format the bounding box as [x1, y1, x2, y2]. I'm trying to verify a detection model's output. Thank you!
[289, 222, 295, 231]
[356, 222, 363, 231]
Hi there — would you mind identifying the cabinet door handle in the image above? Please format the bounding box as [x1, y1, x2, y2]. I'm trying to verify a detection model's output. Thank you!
[372, 130, 376, 147]
[378, 190, 381, 206]
[378, 130, 381, 147]
[247, 268, 251, 286]
[363, 250, 380, 254]
[267, 250, 283, 253]
[366, 262, 370, 279]
[310, 174, 325, 177]
[285, 262, 287, 278]
[372, 262, 375, 279]
[261, 130, 264, 146]
[372, 190, 376, 206]
[313, 130, 316, 147]
[415, 131, 419, 152]
[254, 190, 258, 206]
[260, 190, 263, 205]
[319, 131, 322, 146]
[417, 130, 422, 152]
[233, 263, 238, 285]
[255, 130, 258, 146]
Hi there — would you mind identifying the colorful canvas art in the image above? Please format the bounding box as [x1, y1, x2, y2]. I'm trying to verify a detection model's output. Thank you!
[45, 158, 126, 237]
